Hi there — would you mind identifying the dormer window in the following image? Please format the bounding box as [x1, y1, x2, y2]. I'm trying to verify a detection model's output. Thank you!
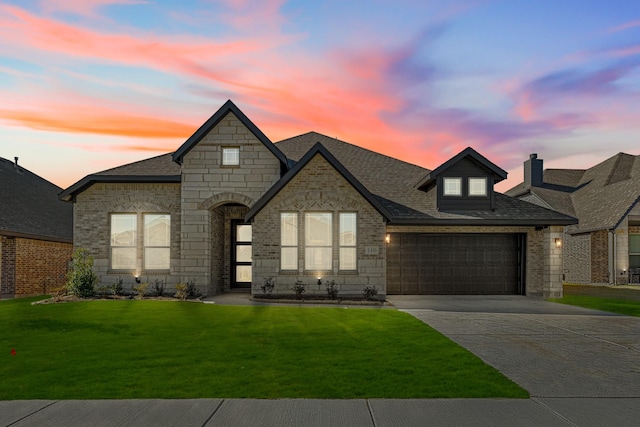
[443, 177, 462, 196]
[222, 147, 240, 166]
[468, 178, 487, 196]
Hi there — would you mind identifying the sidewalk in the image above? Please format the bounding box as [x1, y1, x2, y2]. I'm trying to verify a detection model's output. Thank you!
[3, 397, 640, 426]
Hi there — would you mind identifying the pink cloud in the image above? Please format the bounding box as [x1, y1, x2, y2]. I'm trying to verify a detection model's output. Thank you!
[39, 0, 149, 17]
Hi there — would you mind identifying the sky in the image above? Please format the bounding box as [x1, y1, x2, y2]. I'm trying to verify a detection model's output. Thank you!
[1, 0, 640, 192]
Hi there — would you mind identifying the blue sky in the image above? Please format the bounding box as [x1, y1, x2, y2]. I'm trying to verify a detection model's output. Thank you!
[0, 0, 639, 190]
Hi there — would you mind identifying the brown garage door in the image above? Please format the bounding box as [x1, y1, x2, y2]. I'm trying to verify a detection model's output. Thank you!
[387, 233, 525, 295]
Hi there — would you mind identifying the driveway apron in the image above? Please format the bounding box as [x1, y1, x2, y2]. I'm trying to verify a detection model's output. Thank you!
[388, 295, 640, 398]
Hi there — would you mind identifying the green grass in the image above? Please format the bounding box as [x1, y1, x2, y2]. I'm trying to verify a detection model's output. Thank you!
[0, 297, 527, 399]
[551, 295, 640, 317]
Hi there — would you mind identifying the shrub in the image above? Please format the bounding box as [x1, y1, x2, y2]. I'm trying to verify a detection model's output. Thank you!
[292, 280, 306, 299]
[66, 248, 99, 298]
[132, 282, 149, 300]
[175, 279, 197, 301]
[325, 280, 339, 299]
[261, 277, 275, 295]
[363, 285, 378, 300]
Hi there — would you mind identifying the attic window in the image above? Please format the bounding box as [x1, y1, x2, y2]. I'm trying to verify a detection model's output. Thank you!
[222, 147, 239, 166]
[443, 177, 462, 196]
[469, 177, 487, 196]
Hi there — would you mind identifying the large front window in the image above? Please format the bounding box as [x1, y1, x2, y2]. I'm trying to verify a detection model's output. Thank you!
[144, 214, 170, 270]
[281, 213, 298, 270]
[339, 213, 357, 270]
[305, 212, 332, 270]
[110, 214, 136, 270]
[630, 234, 640, 269]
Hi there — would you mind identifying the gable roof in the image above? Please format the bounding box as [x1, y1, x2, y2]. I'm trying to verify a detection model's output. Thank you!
[505, 152, 640, 233]
[416, 147, 508, 189]
[276, 133, 575, 226]
[0, 157, 72, 242]
[59, 153, 180, 202]
[246, 142, 392, 221]
[172, 99, 288, 168]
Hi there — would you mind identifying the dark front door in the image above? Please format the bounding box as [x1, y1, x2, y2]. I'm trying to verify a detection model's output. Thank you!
[231, 221, 252, 289]
[387, 233, 525, 295]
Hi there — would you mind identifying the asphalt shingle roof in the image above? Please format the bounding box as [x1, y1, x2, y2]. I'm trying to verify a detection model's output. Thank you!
[276, 133, 574, 225]
[505, 152, 640, 233]
[0, 157, 72, 242]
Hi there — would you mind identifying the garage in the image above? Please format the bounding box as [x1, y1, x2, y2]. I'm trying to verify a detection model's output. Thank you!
[387, 233, 525, 295]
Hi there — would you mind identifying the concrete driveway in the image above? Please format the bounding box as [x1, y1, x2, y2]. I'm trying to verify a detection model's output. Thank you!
[388, 295, 640, 398]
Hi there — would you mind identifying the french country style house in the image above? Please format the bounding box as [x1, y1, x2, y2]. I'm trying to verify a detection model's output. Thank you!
[60, 101, 575, 298]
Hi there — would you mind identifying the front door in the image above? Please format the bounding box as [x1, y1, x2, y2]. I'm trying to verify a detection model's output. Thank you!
[231, 221, 252, 288]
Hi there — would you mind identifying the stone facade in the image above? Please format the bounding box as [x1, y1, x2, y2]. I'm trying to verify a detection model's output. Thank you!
[73, 182, 181, 292]
[253, 154, 386, 297]
[563, 232, 591, 284]
[0, 235, 72, 297]
[179, 112, 282, 295]
[590, 229, 609, 283]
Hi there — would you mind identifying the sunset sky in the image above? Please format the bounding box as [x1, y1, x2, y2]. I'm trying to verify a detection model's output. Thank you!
[1, 0, 640, 192]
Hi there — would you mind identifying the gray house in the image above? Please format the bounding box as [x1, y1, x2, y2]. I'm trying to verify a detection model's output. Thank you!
[60, 101, 575, 298]
[506, 153, 640, 285]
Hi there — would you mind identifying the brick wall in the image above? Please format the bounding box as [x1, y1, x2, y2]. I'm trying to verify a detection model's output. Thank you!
[591, 229, 609, 283]
[1, 235, 72, 297]
[73, 182, 181, 292]
[253, 154, 386, 297]
[564, 232, 591, 283]
[1, 236, 16, 295]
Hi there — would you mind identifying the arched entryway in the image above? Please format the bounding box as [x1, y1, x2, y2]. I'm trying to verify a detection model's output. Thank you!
[201, 193, 254, 294]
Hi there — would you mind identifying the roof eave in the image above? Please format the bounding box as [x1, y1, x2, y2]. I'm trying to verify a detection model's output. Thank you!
[59, 175, 181, 202]
[0, 228, 73, 244]
[387, 217, 578, 227]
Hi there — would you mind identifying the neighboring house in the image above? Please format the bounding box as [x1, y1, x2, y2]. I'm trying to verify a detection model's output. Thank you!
[506, 153, 640, 285]
[60, 101, 575, 298]
[0, 157, 73, 298]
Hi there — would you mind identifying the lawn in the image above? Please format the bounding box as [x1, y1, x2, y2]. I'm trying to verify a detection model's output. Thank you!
[550, 284, 640, 317]
[0, 297, 527, 400]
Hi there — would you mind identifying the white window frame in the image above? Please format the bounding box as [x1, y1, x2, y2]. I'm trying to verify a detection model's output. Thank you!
[110, 213, 137, 270]
[443, 177, 462, 196]
[280, 212, 298, 270]
[222, 147, 240, 166]
[468, 177, 487, 196]
[143, 213, 171, 271]
[305, 212, 332, 271]
[339, 213, 357, 271]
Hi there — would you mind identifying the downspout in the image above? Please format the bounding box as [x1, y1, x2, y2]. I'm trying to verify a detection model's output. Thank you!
[611, 230, 617, 285]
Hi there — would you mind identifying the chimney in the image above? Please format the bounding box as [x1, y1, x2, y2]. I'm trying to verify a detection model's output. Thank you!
[524, 153, 543, 188]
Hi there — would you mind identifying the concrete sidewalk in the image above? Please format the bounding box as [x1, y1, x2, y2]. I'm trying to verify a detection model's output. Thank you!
[3, 397, 640, 426]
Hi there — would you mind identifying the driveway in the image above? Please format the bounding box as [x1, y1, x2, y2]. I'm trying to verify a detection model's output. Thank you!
[388, 295, 640, 398]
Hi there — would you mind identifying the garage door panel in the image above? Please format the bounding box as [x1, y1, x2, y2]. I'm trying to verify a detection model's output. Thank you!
[387, 233, 523, 295]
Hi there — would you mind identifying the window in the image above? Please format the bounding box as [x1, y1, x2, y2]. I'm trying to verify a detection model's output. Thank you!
[280, 213, 298, 270]
[222, 147, 239, 166]
[468, 177, 487, 196]
[144, 214, 171, 270]
[305, 212, 332, 270]
[110, 214, 136, 270]
[339, 213, 357, 270]
[630, 234, 640, 268]
[443, 177, 462, 196]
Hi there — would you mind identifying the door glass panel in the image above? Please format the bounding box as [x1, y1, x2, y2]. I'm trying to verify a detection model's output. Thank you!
[236, 246, 252, 263]
[237, 225, 252, 242]
[236, 265, 252, 282]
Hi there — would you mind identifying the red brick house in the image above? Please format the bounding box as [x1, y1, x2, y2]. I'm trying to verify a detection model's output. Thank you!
[0, 157, 73, 298]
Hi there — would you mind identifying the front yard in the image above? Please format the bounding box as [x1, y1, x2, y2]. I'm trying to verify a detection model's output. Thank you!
[551, 284, 640, 317]
[0, 297, 527, 400]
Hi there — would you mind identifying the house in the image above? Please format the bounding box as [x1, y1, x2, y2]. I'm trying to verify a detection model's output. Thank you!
[60, 100, 575, 298]
[505, 153, 640, 284]
[0, 157, 73, 298]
